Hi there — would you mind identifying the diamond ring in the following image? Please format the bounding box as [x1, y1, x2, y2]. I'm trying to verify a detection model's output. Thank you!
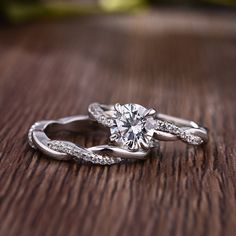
[28, 115, 150, 165]
[28, 103, 208, 165]
[88, 103, 208, 152]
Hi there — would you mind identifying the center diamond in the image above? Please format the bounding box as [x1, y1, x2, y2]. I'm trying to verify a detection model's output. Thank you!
[110, 103, 156, 151]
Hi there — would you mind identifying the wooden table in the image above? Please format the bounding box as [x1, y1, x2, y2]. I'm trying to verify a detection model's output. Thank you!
[0, 9, 236, 236]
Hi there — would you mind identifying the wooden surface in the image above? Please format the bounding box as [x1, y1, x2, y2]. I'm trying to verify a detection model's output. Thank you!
[0, 9, 236, 236]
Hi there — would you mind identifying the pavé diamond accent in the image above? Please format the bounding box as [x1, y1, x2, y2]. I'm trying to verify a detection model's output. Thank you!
[28, 123, 39, 148]
[155, 120, 203, 145]
[88, 103, 114, 127]
[47, 140, 122, 165]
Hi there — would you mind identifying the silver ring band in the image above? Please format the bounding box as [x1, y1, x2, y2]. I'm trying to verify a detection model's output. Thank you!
[88, 103, 208, 150]
[28, 115, 150, 165]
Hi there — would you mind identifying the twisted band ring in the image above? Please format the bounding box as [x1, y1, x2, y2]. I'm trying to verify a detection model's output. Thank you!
[88, 103, 208, 151]
[28, 115, 150, 165]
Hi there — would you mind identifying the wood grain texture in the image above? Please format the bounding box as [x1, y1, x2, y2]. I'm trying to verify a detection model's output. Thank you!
[0, 9, 236, 236]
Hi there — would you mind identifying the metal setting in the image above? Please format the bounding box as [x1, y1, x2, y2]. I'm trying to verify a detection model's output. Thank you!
[28, 115, 150, 165]
[88, 103, 208, 152]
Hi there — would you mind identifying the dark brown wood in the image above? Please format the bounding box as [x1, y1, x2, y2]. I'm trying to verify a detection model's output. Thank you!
[0, 9, 236, 236]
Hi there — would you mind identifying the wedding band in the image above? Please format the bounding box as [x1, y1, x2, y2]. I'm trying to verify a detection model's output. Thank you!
[88, 103, 208, 151]
[28, 115, 150, 165]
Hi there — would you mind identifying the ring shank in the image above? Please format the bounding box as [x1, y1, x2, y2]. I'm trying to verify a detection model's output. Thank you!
[156, 113, 208, 143]
[29, 115, 149, 161]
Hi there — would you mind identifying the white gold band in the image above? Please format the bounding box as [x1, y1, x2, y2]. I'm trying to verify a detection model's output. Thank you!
[28, 115, 150, 165]
[88, 103, 208, 149]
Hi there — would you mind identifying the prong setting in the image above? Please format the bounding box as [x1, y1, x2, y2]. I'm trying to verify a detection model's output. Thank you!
[127, 140, 139, 152]
[114, 103, 123, 114]
[139, 138, 151, 150]
[144, 108, 157, 117]
[110, 133, 119, 142]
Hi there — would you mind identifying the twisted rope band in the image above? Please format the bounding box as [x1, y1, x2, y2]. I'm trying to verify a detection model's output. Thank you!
[88, 103, 208, 146]
[28, 115, 149, 165]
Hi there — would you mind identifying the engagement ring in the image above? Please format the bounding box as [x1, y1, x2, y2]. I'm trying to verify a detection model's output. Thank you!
[88, 103, 208, 151]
